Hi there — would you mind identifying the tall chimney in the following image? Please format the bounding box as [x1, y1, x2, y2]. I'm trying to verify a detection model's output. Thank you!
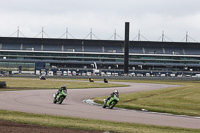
[124, 22, 130, 74]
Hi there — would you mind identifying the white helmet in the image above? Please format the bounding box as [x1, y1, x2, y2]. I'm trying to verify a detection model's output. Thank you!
[114, 90, 119, 94]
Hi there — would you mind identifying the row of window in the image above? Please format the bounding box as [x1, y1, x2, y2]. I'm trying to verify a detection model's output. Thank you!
[0, 62, 34, 68]
[1, 56, 200, 65]
[1, 51, 200, 60]
[0, 51, 123, 58]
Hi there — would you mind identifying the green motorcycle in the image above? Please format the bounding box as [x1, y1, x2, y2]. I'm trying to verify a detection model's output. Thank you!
[53, 90, 67, 104]
[103, 94, 119, 109]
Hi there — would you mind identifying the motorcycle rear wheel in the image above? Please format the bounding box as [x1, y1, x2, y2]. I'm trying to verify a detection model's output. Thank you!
[58, 97, 64, 104]
[109, 101, 116, 109]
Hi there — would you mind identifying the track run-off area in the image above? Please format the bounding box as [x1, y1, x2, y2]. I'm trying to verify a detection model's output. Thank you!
[0, 80, 199, 129]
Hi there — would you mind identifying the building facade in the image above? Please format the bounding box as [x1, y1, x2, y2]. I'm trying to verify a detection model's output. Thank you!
[1, 37, 200, 76]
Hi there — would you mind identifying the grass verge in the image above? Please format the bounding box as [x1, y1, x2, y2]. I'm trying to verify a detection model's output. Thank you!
[94, 80, 200, 116]
[0, 109, 199, 133]
[0, 77, 127, 90]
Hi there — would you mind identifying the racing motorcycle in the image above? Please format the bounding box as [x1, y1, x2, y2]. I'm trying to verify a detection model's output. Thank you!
[103, 94, 119, 109]
[89, 78, 94, 82]
[53, 89, 67, 104]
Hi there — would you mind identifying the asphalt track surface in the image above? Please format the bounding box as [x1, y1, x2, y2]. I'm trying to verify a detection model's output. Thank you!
[0, 81, 200, 129]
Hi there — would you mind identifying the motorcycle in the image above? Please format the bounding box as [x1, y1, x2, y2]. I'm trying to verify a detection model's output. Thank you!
[103, 94, 119, 109]
[40, 76, 46, 80]
[104, 78, 108, 83]
[89, 78, 94, 82]
[53, 90, 67, 104]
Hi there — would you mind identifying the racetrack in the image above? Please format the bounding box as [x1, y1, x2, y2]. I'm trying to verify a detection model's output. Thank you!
[0, 81, 200, 129]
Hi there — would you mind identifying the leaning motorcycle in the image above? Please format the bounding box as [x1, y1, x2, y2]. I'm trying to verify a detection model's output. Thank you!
[53, 90, 67, 104]
[103, 94, 119, 109]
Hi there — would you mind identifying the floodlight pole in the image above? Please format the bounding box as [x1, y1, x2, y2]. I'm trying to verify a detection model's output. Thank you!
[90, 29, 92, 40]
[114, 29, 116, 40]
[42, 27, 44, 38]
[17, 26, 19, 37]
[138, 30, 140, 41]
[66, 28, 68, 39]
[186, 31, 188, 43]
[162, 31, 164, 42]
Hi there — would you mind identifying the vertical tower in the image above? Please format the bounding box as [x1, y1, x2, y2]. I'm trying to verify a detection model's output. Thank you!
[124, 22, 130, 74]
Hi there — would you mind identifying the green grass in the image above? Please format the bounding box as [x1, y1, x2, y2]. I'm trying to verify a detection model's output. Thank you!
[0, 110, 199, 133]
[0, 77, 127, 90]
[94, 80, 200, 116]
[1, 78, 200, 132]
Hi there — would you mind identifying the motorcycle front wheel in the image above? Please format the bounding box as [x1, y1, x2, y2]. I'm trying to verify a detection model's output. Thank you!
[102, 103, 106, 108]
[53, 99, 57, 104]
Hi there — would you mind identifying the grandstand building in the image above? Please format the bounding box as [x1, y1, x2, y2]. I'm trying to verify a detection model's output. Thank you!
[0, 37, 200, 76]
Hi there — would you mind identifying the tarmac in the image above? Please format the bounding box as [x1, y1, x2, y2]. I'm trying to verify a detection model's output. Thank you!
[0, 80, 199, 129]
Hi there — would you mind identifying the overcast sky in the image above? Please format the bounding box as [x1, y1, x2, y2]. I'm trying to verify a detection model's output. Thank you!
[0, 0, 200, 42]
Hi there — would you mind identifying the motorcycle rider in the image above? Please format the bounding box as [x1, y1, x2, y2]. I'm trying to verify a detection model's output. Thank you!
[55, 85, 67, 99]
[104, 78, 108, 83]
[106, 90, 119, 102]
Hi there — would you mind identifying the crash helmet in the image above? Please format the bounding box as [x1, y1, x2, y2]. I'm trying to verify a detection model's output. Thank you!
[62, 85, 67, 90]
[114, 90, 119, 94]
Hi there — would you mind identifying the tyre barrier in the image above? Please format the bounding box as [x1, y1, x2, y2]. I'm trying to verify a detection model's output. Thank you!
[0, 81, 7, 88]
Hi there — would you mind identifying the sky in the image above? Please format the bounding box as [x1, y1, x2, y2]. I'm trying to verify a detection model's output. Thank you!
[0, 0, 200, 42]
